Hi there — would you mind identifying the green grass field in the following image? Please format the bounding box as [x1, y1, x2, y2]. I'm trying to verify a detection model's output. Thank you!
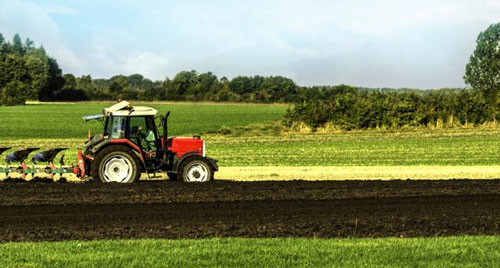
[0, 102, 288, 139]
[0, 236, 499, 267]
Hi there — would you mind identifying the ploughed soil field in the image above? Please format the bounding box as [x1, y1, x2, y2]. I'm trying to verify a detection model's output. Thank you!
[0, 179, 499, 242]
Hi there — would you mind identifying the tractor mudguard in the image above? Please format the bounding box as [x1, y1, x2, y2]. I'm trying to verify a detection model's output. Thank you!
[89, 139, 112, 154]
[90, 139, 145, 164]
[206, 157, 219, 171]
[109, 139, 145, 163]
[172, 151, 218, 173]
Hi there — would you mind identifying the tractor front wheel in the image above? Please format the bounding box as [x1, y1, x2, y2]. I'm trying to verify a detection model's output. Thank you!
[178, 156, 214, 182]
[91, 145, 141, 183]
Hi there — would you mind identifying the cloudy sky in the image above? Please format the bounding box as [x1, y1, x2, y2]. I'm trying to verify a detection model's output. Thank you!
[0, 0, 498, 88]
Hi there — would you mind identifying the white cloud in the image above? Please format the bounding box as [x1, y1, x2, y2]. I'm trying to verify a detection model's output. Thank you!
[45, 5, 81, 15]
[123, 52, 173, 79]
[256, 0, 500, 36]
[82, 42, 175, 79]
[1, 0, 499, 88]
[0, 0, 175, 79]
[0, 0, 85, 72]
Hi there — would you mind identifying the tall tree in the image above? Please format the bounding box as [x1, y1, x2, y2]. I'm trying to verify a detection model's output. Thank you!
[128, 74, 144, 89]
[109, 81, 123, 94]
[464, 22, 500, 120]
[62, 74, 77, 90]
[230, 76, 251, 95]
[12, 33, 24, 53]
[25, 38, 34, 51]
[0, 33, 4, 48]
[77, 75, 95, 93]
[172, 70, 198, 96]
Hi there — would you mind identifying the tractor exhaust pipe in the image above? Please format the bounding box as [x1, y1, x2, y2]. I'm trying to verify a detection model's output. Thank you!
[163, 111, 170, 164]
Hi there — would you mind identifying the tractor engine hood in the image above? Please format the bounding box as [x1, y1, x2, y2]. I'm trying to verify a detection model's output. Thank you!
[169, 136, 205, 158]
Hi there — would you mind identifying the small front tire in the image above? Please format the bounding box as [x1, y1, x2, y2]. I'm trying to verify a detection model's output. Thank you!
[178, 156, 214, 182]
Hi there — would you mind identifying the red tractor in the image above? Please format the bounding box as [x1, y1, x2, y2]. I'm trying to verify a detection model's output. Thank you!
[79, 101, 218, 183]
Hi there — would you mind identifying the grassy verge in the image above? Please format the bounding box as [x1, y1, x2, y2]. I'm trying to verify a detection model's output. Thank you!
[0, 236, 499, 267]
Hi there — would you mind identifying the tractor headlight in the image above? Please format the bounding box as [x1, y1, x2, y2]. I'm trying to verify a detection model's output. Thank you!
[202, 140, 206, 157]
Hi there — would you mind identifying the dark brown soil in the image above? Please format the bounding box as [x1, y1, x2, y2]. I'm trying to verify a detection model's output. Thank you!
[0, 180, 499, 242]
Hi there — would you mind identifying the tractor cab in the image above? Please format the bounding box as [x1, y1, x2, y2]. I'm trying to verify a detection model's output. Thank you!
[84, 102, 159, 156]
[103, 102, 159, 156]
[81, 101, 218, 183]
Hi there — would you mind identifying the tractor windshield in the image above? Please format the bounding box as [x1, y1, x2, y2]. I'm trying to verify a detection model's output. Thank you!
[107, 116, 127, 139]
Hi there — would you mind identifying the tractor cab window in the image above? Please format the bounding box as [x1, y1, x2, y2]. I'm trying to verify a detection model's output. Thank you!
[128, 116, 157, 150]
[108, 116, 127, 139]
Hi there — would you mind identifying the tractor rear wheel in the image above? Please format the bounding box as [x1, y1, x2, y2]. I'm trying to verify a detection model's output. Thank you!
[178, 156, 214, 182]
[91, 145, 141, 183]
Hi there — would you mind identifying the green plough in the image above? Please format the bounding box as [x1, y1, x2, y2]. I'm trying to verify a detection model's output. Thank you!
[0, 147, 80, 180]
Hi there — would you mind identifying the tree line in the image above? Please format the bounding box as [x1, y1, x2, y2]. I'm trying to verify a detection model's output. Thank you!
[0, 34, 300, 104]
[59, 70, 298, 103]
[1, 27, 499, 130]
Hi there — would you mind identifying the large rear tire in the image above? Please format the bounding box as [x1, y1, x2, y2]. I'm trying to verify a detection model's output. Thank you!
[178, 156, 214, 182]
[91, 145, 141, 183]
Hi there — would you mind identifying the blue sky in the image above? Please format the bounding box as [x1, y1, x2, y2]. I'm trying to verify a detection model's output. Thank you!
[0, 0, 499, 88]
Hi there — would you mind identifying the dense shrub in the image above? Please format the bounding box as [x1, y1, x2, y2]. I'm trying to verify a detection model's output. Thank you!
[284, 86, 496, 130]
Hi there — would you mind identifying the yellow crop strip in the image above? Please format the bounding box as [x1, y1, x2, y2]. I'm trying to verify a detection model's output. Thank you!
[217, 166, 500, 181]
[3, 165, 499, 181]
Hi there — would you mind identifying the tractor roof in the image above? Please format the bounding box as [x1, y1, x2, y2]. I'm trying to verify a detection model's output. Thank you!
[103, 101, 158, 117]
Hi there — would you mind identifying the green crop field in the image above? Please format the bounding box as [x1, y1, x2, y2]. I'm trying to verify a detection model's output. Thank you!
[0, 102, 288, 139]
[209, 128, 500, 166]
[0, 236, 499, 267]
[0, 102, 499, 180]
[1, 128, 499, 167]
